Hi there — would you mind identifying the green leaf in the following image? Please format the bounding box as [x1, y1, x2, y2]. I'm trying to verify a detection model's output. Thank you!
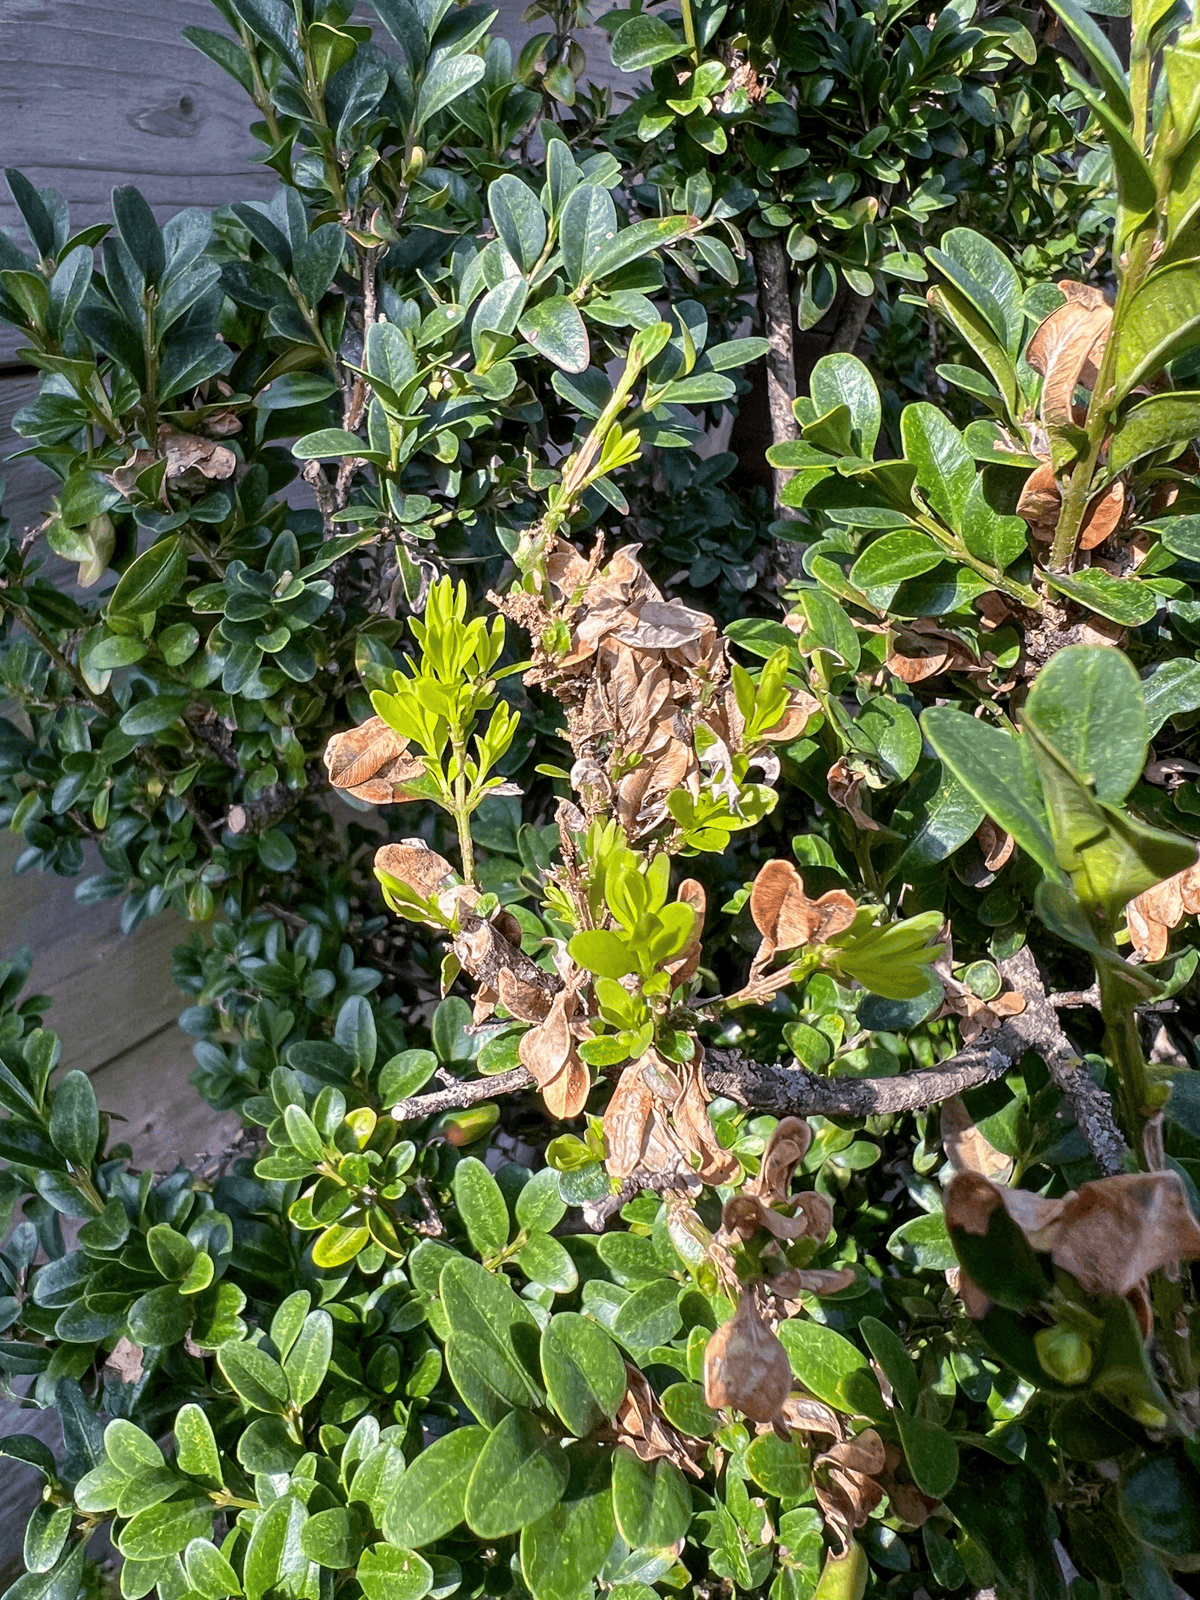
[118, 1498, 213, 1561]
[108, 537, 187, 620]
[1108, 391, 1200, 476]
[184, 1537, 243, 1600]
[415, 54, 486, 128]
[1142, 657, 1200, 736]
[926, 283, 1020, 417]
[1041, 567, 1159, 626]
[611, 13, 685, 70]
[383, 1425, 487, 1547]
[568, 929, 636, 980]
[300, 1506, 362, 1570]
[886, 761, 984, 885]
[540, 1312, 627, 1436]
[440, 1256, 545, 1423]
[849, 531, 945, 591]
[120, 694, 190, 737]
[488, 175, 546, 272]
[1044, 0, 1131, 120]
[293, 427, 376, 460]
[463, 1408, 570, 1538]
[1116, 261, 1200, 398]
[23, 1505, 71, 1575]
[515, 1166, 567, 1233]
[809, 354, 880, 458]
[929, 229, 1025, 359]
[520, 1452, 615, 1600]
[745, 1433, 811, 1500]
[610, 1447, 690, 1548]
[901, 404, 974, 532]
[515, 1232, 578, 1293]
[48, 1070, 98, 1168]
[113, 186, 165, 285]
[895, 1411, 959, 1499]
[1023, 645, 1147, 805]
[777, 1320, 883, 1418]
[559, 185, 618, 289]
[174, 1404, 222, 1488]
[922, 706, 1060, 878]
[887, 1211, 958, 1271]
[364, 320, 417, 396]
[948, 1452, 1063, 1600]
[216, 1339, 289, 1413]
[312, 1221, 370, 1268]
[858, 1317, 918, 1413]
[358, 1544, 434, 1600]
[581, 216, 694, 288]
[611, 1277, 682, 1349]
[243, 1493, 307, 1600]
[961, 476, 1027, 568]
[284, 1309, 332, 1407]
[519, 296, 589, 373]
[1119, 1447, 1200, 1561]
[453, 1156, 512, 1258]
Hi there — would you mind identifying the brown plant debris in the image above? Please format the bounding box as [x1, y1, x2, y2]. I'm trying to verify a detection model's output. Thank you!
[1127, 859, 1200, 960]
[940, 1093, 1015, 1183]
[1026, 282, 1111, 429]
[947, 1168, 1200, 1317]
[704, 1289, 794, 1424]
[324, 715, 428, 803]
[814, 1429, 888, 1553]
[748, 860, 857, 985]
[602, 1048, 739, 1189]
[616, 1366, 705, 1477]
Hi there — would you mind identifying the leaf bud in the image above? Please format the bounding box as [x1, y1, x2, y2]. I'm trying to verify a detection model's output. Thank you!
[430, 1103, 499, 1146]
[1034, 1324, 1092, 1386]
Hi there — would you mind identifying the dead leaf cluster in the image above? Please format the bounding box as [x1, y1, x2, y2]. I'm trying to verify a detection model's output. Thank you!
[324, 715, 428, 804]
[813, 1429, 887, 1553]
[1126, 859, 1200, 960]
[616, 1365, 705, 1478]
[744, 861, 857, 998]
[947, 1168, 1200, 1334]
[511, 542, 815, 837]
[602, 1047, 739, 1188]
[704, 1287, 794, 1424]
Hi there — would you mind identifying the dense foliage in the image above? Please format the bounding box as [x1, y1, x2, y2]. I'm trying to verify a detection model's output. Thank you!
[2, 0, 1200, 1597]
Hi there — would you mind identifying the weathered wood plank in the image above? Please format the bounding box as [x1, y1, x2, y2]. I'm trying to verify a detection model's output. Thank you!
[0, 829, 186, 1077]
[0, 0, 631, 360]
[0, 371, 54, 540]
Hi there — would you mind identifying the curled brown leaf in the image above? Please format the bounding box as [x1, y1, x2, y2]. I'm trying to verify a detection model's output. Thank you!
[324, 716, 428, 804]
[704, 1291, 793, 1424]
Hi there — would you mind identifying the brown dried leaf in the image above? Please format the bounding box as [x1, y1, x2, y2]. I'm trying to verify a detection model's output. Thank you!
[827, 756, 882, 832]
[542, 1057, 591, 1119]
[602, 1066, 657, 1179]
[324, 716, 427, 804]
[977, 819, 1015, 873]
[747, 1117, 813, 1202]
[940, 1093, 1015, 1182]
[160, 427, 238, 481]
[616, 1367, 705, 1476]
[758, 690, 821, 743]
[887, 631, 951, 683]
[814, 1429, 887, 1552]
[498, 967, 555, 1024]
[1026, 292, 1111, 426]
[703, 1292, 793, 1423]
[750, 861, 857, 954]
[673, 1057, 740, 1184]
[374, 841, 454, 899]
[1127, 858, 1200, 958]
[665, 879, 706, 990]
[1080, 481, 1125, 551]
[1016, 460, 1060, 540]
[763, 1265, 856, 1299]
[946, 1169, 1200, 1304]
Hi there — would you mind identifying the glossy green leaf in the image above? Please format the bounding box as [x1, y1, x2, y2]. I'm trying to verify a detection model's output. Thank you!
[383, 1426, 487, 1547]
[358, 1544, 434, 1600]
[849, 531, 944, 591]
[415, 54, 486, 128]
[284, 1309, 332, 1407]
[216, 1339, 289, 1414]
[453, 1157, 511, 1258]
[1023, 645, 1147, 805]
[611, 1447, 690, 1548]
[520, 1451, 615, 1600]
[118, 1497, 213, 1561]
[108, 537, 188, 620]
[1041, 567, 1159, 626]
[463, 1407, 569, 1538]
[1116, 260, 1200, 398]
[611, 13, 685, 70]
[540, 1312, 627, 1435]
[47, 1070, 98, 1169]
[922, 706, 1060, 878]
[778, 1320, 883, 1418]
[174, 1404, 222, 1489]
[1109, 390, 1200, 476]
[895, 1410, 959, 1499]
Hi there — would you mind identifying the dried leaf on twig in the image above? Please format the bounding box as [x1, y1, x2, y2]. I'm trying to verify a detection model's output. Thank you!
[704, 1290, 793, 1424]
[324, 716, 428, 803]
[1127, 859, 1200, 960]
